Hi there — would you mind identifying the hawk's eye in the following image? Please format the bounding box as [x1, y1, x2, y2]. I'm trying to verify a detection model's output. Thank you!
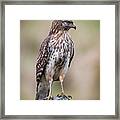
[62, 21, 73, 27]
[62, 21, 68, 26]
[65, 21, 73, 26]
[68, 21, 73, 24]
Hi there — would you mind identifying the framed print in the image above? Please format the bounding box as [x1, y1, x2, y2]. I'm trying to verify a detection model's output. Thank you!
[0, 0, 119, 119]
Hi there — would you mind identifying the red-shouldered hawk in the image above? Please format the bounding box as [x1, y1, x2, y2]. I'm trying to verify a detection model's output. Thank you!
[36, 20, 76, 100]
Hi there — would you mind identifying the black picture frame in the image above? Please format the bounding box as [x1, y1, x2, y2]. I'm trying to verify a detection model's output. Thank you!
[0, 0, 119, 119]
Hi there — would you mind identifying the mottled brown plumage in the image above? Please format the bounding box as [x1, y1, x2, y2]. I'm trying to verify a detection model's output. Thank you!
[36, 20, 76, 100]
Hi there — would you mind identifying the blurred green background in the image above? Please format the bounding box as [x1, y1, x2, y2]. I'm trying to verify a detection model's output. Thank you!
[20, 20, 100, 100]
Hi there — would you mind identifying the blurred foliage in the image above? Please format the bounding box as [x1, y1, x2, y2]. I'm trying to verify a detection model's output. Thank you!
[20, 20, 100, 100]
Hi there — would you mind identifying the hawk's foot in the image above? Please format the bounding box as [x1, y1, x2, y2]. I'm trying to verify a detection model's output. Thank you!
[57, 93, 72, 100]
[43, 96, 53, 100]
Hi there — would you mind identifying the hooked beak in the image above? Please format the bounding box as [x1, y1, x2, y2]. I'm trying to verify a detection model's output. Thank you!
[72, 25, 76, 30]
[63, 22, 76, 30]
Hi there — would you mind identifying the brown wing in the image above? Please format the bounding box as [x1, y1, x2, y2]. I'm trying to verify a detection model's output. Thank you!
[36, 37, 50, 82]
[68, 41, 74, 67]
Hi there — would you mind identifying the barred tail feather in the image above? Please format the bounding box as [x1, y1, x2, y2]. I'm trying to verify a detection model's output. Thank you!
[35, 74, 50, 100]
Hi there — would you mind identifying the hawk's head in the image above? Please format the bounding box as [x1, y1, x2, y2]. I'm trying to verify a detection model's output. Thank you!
[49, 20, 76, 35]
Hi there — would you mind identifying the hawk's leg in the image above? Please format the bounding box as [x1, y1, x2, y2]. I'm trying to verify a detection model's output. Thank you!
[46, 78, 53, 100]
[59, 75, 65, 94]
[49, 80, 53, 97]
[59, 75, 71, 100]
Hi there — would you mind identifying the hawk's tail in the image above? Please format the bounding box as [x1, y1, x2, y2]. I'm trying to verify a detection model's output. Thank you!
[35, 74, 50, 100]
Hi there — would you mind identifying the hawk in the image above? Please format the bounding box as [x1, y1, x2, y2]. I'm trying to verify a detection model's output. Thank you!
[36, 20, 76, 100]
